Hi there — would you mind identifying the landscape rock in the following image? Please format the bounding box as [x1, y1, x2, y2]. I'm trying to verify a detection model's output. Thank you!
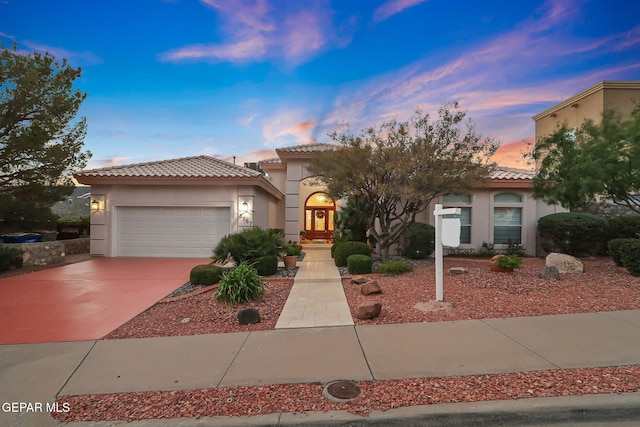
[350, 276, 369, 284]
[361, 281, 383, 295]
[354, 302, 382, 320]
[539, 266, 561, 280]
[237, 308, 261, 325]
[449, 267, 467, 275]
[546, 253, 584, 273]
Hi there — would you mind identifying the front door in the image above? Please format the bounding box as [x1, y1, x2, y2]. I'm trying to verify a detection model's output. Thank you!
[304, 192, 335, 240]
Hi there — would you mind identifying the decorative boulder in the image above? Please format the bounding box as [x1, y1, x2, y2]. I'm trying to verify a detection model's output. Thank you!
[538, 266, 561, 280]
[355, 302, 382, 320]
[545, 253, 584, 274]
[237, 308, 261, 325]
[449, 267, 467, 275]
[361, 281, 383, 295]
[350, 276, 369, 284]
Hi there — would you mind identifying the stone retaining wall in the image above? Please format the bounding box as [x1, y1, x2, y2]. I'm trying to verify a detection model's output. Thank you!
[0, 238, 90, 267]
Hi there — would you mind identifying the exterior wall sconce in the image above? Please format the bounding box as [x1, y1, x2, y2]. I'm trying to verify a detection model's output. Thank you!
[241, 201, 249, 213]
[238, 197, 254, 227]
[90, 199, 100, 213]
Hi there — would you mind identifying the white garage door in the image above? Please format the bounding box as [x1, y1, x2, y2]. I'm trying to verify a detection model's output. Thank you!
[116, 206, 230, 257]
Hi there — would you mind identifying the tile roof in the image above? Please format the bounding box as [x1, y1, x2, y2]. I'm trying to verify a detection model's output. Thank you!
[491, 167, 535, 180]
[275, 143, 339, 153]
[75, 156, 262, 179]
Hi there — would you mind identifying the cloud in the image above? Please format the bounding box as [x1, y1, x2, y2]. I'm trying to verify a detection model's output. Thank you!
[0, 32, 102, 65]
[373, 0, 430, 23]
[221, 149, 277, 166]
[261, 111, 319, 146]
[494, 139, 534, 168]
[159, 0, 352, 66]
[321, 0, 640, 150]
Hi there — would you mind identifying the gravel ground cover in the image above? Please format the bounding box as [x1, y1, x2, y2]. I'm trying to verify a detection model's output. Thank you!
[344, 257, 640, 324]
[61, 255, 640, 422]
[54, 365, 640, 422]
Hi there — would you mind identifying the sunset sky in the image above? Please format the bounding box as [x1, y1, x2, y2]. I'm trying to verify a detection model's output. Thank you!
[2, 0, 639, 169]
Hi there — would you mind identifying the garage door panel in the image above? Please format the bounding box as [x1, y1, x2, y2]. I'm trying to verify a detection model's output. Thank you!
[116, 207, 230, 257]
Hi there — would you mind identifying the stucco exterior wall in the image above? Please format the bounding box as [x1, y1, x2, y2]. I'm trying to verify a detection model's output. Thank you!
[89, 184, 260, 257]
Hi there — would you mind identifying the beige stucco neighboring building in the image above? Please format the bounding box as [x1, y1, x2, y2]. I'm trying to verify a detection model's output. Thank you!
[533, 80, 640, 141]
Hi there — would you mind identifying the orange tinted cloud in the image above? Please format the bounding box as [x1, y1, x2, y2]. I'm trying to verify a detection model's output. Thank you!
[494, 139, 534, 168]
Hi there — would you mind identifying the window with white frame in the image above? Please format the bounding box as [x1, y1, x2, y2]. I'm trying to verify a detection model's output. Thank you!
[443, 193, 471, 244]
[493, 193, 522, 244]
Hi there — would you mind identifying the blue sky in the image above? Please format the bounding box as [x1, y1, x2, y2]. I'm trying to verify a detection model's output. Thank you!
[2, 0, 639, 169]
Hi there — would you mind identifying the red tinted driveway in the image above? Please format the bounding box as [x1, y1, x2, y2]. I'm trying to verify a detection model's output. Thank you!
[0, 258, 209, 344]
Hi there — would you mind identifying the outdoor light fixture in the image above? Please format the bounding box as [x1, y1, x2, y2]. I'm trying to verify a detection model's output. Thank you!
[90, 199, 100, 212]
[241, 201, 249, 212]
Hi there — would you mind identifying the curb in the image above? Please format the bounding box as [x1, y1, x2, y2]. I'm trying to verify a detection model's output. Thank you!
[62, 392, 640, 426]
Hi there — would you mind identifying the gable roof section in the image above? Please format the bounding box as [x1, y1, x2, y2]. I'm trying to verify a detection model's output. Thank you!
[74, 156, 284, 199]
[489, 167, 534, 189]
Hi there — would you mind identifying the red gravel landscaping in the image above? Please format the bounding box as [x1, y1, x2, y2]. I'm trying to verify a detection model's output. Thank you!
[344, 257, 640, 325]
[54, 365, 640, 422]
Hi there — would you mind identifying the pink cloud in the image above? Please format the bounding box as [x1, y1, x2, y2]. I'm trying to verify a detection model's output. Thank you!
[160, 0, 351, 66]
[494, 139, 534, 168]
[373, 0, 429, 23]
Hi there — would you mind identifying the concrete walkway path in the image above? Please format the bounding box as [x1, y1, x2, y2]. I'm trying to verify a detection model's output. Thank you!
[274, 244, 353, 329]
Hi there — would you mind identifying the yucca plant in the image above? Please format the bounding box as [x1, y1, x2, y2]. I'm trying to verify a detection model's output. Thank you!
[214, 263, 264, 304]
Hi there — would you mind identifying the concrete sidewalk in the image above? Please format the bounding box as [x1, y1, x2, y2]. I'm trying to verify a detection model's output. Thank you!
[2, 310, 640, 425]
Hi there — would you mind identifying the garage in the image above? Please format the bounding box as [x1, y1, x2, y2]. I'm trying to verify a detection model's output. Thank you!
[116, 206, 230, 257]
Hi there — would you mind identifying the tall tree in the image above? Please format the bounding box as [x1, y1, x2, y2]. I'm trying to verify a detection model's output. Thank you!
[528, 108, 640, 213]
[308, 103, 498, 258]
[0, 43, 91, 229]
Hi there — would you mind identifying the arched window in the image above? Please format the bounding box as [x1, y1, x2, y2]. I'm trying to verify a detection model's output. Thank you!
[304, 192, 335, 240]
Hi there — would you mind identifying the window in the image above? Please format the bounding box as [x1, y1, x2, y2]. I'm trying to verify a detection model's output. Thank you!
[443, 194, 471, 244]
[493, 193, 522, 244]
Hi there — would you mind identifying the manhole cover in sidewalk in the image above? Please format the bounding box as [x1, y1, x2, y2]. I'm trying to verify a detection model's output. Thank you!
[323, 380, 362, 402]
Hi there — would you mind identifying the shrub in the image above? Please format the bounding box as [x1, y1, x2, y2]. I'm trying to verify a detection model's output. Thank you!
[399, 222, 435, 260]
[331, 241, 344, 258]
[334, 241, 371, 267]
[447, 241, 497, 258]
[215, 262, 264, 304]
[376, 260, 413, 275]
[492, 254, 523, 269]
[608, 215, 640, 240]
[189, 264, 222, 286]
[347, 254, 372, 274]
[620, 240, 640, 276]
[608, 238, 639, 267]
[251, 255, 278, 276]
[537, 213, 609, 256]
[213, 227, 285, 264]
[285, 243, 302, 257]
[0, 246, 23, 272]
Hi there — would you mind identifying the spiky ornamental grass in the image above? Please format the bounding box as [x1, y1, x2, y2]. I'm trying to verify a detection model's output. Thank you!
[214, 263, 264, 305]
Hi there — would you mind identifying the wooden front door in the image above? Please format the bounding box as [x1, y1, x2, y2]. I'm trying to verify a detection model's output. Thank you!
[304, 192, 335, 240]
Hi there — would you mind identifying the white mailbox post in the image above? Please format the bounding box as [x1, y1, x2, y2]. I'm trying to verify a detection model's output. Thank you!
[434, 204, 461, 301]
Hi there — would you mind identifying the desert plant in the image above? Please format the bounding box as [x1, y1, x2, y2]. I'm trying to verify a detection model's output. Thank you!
[215, 263, 264, 304]
[251, 255, 278, 276]
[398, 222, 435, 260]
[0, 246, 23, 272]
[333, 241, 371, 267]
[537, 212, 609, 256]
[213, 227, 285, 264]
[347, 254, 372, 274]
[493, 254, 523, 269]
[608, 215, 640, 240]
[189, 264, 222, 286]
[608, 238, 639, 267]
[619, 240, 640, 276]
[376, 260, 413, 275]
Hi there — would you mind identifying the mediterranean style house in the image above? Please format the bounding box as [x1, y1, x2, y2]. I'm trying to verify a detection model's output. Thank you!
[74, 80, 639, 259]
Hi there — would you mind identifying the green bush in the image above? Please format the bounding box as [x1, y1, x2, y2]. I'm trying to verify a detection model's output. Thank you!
[376, 260, 413, 275]
[189, 264, 222, 285]
[251, 255, 278, 276]
[285, 243, 302, 256]
[213, 227, 285, 264]
[215, 263, 264, 304]
[608, 216, 640, 240]
[331, 241, 344, 258]
[537, 213, 609, 256]
[608, 238, 639, 267]
[620, 240, 640, 276]
[347, 254, 372, 274]
[0, 246, 24, 272]
[334, 241, 371, 267]
[399, 222, 435, 259]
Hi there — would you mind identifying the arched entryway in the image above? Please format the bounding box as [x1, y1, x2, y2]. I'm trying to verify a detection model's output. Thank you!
[304, 192, 335, 240]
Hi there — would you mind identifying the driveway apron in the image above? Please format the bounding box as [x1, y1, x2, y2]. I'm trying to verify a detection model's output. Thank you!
[0, 258, 209, 344]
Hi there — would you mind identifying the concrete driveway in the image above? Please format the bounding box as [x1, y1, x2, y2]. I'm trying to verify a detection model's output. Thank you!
[0, 258, 209, 344]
